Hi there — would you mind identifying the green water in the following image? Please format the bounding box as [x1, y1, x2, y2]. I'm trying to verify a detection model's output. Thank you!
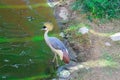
[0, 0, 59, 79]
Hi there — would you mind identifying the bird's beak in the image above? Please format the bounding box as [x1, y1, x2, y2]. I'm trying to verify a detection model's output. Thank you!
[41, 28, 45, 30]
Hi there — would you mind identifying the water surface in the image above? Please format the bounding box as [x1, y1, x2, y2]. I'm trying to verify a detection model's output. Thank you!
[0, 0, 59, 79]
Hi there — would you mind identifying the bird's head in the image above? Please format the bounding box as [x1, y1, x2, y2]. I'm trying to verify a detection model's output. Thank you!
[41, 22, 53, 31]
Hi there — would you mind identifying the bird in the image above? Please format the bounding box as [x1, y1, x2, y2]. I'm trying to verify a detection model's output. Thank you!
[41, 22, 70, 66]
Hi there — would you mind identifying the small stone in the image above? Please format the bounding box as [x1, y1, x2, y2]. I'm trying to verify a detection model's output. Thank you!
[59, 32, 65, 38]
[110, 32, 120, 41]
[105, 42, 111, 46]
[78, 27, 89, 34]
[59, 7, 69, 21]
[58, 70, 70, 78]
[78, 64, 84, 69]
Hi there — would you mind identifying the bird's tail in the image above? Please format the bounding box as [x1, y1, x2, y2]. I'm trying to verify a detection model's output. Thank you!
[63, 52, 70, 64]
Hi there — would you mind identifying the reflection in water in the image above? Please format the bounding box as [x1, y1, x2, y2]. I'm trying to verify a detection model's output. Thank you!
[0, 0, 58, 79]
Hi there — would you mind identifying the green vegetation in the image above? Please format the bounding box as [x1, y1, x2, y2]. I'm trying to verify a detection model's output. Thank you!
[102, 52, 114, 62]
[71, 0, 120, 19]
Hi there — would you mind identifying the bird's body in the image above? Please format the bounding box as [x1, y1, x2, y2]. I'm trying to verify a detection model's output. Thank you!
[42, 22, 70, 65]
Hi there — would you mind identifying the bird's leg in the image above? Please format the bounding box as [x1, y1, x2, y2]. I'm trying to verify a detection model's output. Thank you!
[55, 55, 59, 67]
[52, 53, 59, 67]
[52, 54, 56, 63]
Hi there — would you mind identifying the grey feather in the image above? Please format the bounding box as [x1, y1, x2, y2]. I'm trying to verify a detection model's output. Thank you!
[48, 37, 67, 51]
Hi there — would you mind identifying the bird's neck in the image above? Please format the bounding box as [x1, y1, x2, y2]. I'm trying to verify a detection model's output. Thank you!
[44, 30, 49, 42]
[44, 30, 52, 47]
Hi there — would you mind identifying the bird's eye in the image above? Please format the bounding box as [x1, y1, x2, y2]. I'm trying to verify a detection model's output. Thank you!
[43, 26, 46, 28]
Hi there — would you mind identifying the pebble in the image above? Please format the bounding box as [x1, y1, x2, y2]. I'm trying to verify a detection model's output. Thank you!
[105, 42, 111, 46]
[59, 7, 69, 21]
[58, 70, 70, 78]
[78, 27, 89, 34]
[59, 32, 65, 38]
[110, 32, 120, 41]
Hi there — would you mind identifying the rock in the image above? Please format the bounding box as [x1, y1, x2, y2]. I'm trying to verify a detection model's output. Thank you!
[59, 7, 69, 21]
[59, 32, 65, 38]
[54, 6, 70, 23]
[110, 32, 120, 41]
[57, 70, 70, 78]
[105, 42, 111, 46]
[58, 61, 77, 70]
[78, 27, 89, 34]
[53, 65, 71, 80]
[57, 66, 65, 73]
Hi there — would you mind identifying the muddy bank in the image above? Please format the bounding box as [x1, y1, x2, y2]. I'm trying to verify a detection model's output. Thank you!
[48, 0, 120, 80]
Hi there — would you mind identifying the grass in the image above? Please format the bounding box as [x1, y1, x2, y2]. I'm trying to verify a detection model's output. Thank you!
[71, 0, 120, 19]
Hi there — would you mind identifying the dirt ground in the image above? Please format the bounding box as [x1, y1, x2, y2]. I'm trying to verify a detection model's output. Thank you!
[67, 14, 120, 80]
[52, 0, 120, 79]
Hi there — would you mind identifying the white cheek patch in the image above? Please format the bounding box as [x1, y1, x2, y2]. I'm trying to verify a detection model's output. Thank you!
[45, 28, 47, 30]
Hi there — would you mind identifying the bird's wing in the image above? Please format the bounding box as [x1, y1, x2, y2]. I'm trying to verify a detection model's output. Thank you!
[48, 37, 66, 51]
[48, 37, 70, 63]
